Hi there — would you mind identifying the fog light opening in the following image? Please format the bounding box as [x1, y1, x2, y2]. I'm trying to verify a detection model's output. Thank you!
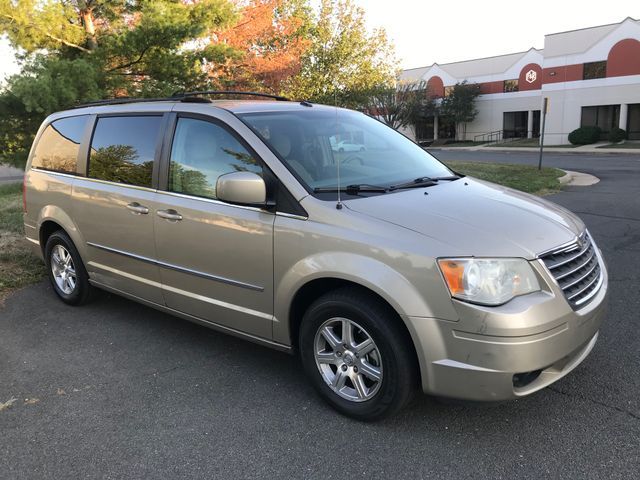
[513, 370, 543, 389]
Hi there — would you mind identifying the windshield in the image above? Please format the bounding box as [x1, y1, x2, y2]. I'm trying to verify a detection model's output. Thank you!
[238, 108, 454, 195]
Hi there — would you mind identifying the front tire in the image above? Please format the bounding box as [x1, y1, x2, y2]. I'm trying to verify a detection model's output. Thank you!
[299, 287, 418, 421]
[44, 230, 93, 306]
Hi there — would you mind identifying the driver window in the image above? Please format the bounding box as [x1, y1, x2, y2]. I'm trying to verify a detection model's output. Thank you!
[169, 118, 262, 199]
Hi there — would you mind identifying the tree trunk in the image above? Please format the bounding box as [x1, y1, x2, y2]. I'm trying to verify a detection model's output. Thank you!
[80, 8, 97, 50]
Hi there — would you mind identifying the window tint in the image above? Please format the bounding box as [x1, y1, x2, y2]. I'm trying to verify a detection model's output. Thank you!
[31, 115, 88, 174]
[169, 117, 262, 199]
[89, 116, 162, 188]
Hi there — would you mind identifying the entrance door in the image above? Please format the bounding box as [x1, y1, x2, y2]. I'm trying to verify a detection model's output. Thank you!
[154, 115, 275, 339]
[503, 111, 528, 138]
[628, 104, 640, 140]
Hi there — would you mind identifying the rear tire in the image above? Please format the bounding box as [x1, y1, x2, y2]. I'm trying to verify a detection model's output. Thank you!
[299, 287, 418, 421]
[44, 230, 93, 306]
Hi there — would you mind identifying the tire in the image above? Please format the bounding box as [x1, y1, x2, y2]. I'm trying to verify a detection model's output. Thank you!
[44, 230, 93, 306]
[299, 287, 418, 421]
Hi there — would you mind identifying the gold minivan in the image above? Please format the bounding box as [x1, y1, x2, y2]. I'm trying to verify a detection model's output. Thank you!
[24, 93, 608, 420]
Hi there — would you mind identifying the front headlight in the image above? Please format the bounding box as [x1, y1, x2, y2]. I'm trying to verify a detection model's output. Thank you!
[437, 258, 540, 306]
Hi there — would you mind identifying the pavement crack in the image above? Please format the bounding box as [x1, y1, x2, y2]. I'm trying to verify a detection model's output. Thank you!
[548, 385, 640, 421]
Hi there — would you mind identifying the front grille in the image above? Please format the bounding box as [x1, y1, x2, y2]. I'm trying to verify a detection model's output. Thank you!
[540, 232, 602, 309]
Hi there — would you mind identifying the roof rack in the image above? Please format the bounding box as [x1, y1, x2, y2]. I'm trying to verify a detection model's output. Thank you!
[172, 90, 290, 101]
[71, 90, 290, 109]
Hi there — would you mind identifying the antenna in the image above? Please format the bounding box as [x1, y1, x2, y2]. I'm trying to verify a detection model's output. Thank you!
[335, 90, 342, 210]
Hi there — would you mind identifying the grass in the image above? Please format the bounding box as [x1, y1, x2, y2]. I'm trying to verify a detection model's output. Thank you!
[444, 161, 565, 195]
[0, 182, 46, 302]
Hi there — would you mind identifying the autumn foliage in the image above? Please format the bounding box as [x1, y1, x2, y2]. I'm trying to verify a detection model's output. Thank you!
[213, 0, 310, 92]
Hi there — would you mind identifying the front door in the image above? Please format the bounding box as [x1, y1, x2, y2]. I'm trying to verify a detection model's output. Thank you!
[153, 115, 275, 339]
[73, 114, 165, 304]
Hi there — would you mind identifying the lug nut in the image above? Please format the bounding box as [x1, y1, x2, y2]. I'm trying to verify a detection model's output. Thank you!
[336, 351, 342, 357]
[341, 365, 348, 371]
[353, 366, 358, 373]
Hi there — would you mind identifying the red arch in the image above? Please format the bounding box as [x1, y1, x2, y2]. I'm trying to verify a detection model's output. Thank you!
[518, 63, 542, 90]
[607, 39, 640, 77]
[426, 76, 444, 98]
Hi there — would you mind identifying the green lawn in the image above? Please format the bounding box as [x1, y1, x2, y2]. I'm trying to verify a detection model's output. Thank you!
[0, 183, 45, 302]
[445, 161, 564, 195]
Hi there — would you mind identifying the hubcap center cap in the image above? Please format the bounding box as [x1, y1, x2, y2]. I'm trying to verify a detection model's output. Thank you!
[343, 352, 355, 367]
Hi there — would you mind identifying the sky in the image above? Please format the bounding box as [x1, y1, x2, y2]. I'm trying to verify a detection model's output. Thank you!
[0, 0, 638, 81]
[353, 0, 638, 69]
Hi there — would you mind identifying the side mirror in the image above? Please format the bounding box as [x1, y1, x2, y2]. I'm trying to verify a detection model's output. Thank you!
[216, 171, 267, 207]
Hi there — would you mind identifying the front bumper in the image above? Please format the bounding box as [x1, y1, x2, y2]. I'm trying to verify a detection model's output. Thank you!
[405, 253, 608, 401]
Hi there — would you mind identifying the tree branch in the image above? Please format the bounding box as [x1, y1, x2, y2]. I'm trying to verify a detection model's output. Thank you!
[105, 47, 150, 73]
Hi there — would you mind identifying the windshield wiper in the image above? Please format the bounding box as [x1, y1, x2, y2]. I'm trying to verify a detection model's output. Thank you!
[314, 183, 388, 194]
[389, 175, 460, 191]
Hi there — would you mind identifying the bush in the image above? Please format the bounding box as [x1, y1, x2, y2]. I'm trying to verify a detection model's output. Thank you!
[608, 128, 627, 143]
[568, 126, 602, 145]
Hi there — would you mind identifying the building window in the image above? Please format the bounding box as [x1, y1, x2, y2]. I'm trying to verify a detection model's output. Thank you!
[503, 80, 519, 93]
[580, 105, 620, 135]
[443, 86, 455, 97]
[583, 61, 606, 80]
[503, 111, 528, 138]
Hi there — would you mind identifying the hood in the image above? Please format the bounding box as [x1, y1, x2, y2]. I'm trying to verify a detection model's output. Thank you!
[344, 177, 585, 259]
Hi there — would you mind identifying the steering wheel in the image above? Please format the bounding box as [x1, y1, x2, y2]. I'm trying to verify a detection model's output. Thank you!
[342, 155, 365, 166]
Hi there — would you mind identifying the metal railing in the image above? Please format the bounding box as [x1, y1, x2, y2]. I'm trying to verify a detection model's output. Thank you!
[473, 130, 503, 143]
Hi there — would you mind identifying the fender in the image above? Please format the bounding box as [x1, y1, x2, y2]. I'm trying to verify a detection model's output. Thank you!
[38, 205, 89, 262]
[273, 251, 436, 345]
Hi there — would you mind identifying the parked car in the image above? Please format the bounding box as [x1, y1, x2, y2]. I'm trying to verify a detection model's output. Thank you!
[332, 140, 366, 152]
[24, 93, 608, 420]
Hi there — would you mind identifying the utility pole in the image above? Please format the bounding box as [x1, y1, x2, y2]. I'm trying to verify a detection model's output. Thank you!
[538, 97, 548, 170]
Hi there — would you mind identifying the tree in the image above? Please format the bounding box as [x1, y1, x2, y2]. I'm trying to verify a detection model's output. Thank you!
[286, 0, 398, 105]
[0, 0, 238, 166]
[365, 81, 435, 138]
[438, 81, 481, 140]
[211, 0, 311, 92]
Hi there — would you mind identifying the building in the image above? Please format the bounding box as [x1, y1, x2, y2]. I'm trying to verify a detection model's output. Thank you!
[400, 17, 640, 145]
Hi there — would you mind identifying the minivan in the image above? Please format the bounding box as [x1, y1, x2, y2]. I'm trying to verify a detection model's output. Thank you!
[24, 92, 608, 420]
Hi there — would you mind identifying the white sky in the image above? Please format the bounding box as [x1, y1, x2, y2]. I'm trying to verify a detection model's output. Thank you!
[0, 0, 638, 81]
[353, 0, 639, 69]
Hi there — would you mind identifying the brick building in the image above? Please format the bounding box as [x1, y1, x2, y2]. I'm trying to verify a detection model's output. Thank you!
[400, 17, 640, 144]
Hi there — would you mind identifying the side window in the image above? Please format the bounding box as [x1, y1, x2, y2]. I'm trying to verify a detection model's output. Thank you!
[31, 115, 88, 174]
[169, 117, 262, 199]
[88, 116, 163, 188]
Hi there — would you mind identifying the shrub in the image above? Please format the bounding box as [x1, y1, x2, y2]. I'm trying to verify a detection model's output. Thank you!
[568, 126, 602, 145]
[608, 127, 627, 143]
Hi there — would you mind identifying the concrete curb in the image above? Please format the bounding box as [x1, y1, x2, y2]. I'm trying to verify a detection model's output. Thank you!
[560, 169, 600, 186]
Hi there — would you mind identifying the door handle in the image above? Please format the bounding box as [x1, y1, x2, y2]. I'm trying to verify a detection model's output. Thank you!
[157, 209, 183, 221]
[126, 202, 149, 215]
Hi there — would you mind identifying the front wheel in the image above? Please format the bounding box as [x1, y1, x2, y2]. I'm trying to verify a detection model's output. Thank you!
[299, 287, 418, 421]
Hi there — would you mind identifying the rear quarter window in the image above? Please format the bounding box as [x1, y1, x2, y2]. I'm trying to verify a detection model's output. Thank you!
[31, 115, 89, 174]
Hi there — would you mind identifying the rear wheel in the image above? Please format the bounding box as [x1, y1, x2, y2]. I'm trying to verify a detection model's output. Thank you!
[44, 231, 93, 305]
[299, 287, 418, 421]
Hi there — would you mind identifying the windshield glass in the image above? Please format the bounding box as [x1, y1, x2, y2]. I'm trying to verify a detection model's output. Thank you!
[238, 108, 454, 193]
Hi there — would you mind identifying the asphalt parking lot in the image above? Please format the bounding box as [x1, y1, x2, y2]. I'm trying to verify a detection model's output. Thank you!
[1, 151, 639, 479]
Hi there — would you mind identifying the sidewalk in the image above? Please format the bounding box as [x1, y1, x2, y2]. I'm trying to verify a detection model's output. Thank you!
[0, 164, 24, 184]
[428, 141, 640, 155]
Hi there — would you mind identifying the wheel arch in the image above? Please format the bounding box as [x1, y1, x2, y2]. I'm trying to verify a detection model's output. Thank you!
[37, 205, 87, 260]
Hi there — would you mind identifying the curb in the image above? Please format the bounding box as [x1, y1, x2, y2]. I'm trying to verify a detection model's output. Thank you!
[560, 169, 600, 187]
